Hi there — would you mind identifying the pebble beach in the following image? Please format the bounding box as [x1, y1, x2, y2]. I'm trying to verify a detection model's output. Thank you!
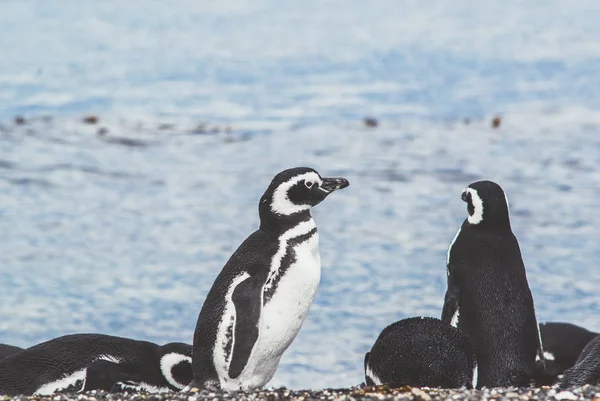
[5, 386, 599, 401]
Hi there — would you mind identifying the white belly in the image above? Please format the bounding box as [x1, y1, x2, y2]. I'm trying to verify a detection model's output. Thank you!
[221, 232, 321, 390]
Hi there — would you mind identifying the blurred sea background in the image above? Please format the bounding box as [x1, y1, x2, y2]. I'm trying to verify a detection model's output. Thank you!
[1, 0, 600, 390]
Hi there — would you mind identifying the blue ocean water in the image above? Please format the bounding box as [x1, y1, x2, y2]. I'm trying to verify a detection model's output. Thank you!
[1, 0, 600, 390]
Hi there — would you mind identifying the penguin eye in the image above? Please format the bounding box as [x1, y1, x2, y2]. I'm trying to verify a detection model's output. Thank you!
[305, 181, 313, 189]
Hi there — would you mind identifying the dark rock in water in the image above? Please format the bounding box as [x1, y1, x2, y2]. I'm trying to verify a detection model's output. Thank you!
[363, 117, 379, 128]
[83, 115, 99, 124]
[491, 116, 502, 128]
[157, 123, 176, 131]
[190, 124, 207, 134]
[14, 116, 26, 125]
[96, 130, 151, 147]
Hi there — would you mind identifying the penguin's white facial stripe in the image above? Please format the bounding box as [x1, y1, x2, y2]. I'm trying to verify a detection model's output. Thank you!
[365, 364, 382, 386]
[160, 352, 192, 389]
[34, 368, 87, 395]
[450, 307, 459, 328]
[465, 188, 484, 224]
[271, 172, 322, 215]
[472, 362, 478, 388]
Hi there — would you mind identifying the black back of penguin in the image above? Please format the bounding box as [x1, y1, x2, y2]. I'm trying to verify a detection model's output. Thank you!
[0, 344, 23, 361]
[560, 335, 600, 388]
[0, 334, 192, 395]
[441, 180, 542, 388]
[364, 317, 477, 389]
[190, 167, 349, 390]
[536, 322, 598, 384]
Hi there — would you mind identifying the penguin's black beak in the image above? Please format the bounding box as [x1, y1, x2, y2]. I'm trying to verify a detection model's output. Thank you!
[320, 177, 350, 194]
[461, 190, 468, 202]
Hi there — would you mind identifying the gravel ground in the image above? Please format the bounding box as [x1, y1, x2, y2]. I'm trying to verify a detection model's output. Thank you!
[3, 386, 599, 401]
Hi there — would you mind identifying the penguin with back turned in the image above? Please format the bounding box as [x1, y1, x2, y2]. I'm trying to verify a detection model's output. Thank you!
[364, 317, 478, 389]
[0, 334, 192, 396]
[188, 167, 349, 391]
[441, 180, 544, 388]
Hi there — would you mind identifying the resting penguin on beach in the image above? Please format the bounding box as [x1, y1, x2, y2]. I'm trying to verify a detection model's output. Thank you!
[364, 317, 477, 389]
[441, 180, 544, 388]
[536, 322, 598, 384]
[0, 344, 23, 360]
[187, 167, 349, 391]
[560, 334, 600, 388]
[0, 334, 192, 395]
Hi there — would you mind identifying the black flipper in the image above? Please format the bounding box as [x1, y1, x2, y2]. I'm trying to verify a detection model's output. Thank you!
[228, 273, 264, 379]
[441, 269, 460, 325]
[83, 360, 141, 392]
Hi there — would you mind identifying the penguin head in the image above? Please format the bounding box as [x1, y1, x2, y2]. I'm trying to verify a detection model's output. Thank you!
[260, 167, 349, 219]
[461, 180, 510, 228]
[158, 342, 193, 390]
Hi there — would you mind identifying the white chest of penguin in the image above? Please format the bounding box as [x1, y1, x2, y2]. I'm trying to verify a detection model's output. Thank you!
[222, 227, 322, 390]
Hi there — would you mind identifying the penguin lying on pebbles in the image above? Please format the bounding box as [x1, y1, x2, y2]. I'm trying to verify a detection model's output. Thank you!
[536, 322, 598, 384]
[442, 180, 544, 388]
[364, 317, 477, 389]
[0, 344, 23, 360]
[560, 334, 600, 388]
[187, 167, 349, 391]
[0, 334, 192, 395]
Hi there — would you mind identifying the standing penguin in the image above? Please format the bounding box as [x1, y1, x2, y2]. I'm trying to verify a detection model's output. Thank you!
[441, 180, 543, 388]
[188, 167, 349, 391]
[0, 344, 23, 360]
[364, 317, 477, 389]
[0, 334, 192, 395]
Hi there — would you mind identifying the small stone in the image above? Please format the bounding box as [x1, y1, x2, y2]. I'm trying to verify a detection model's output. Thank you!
[14, 116, 26, 125]
[555, 391, 578, 400]
[411, 387, 431, 401]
